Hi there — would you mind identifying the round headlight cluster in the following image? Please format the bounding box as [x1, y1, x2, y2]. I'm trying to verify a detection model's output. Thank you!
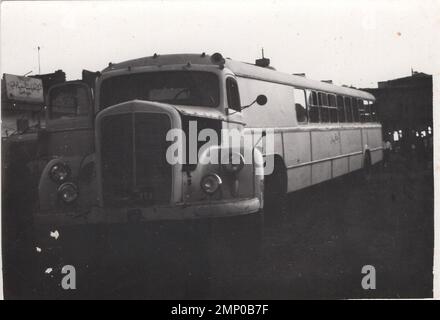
[222, 152, 244, 173]
[49, 162, 71, 183]
[58, 182, 79, 204]
[200, 174, 222, 195]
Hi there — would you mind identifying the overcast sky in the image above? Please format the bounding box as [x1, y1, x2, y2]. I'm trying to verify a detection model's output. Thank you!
[1, 0, 439, 88]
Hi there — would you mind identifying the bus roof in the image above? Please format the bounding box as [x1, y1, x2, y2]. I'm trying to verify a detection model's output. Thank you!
[102, 53, 375, 101]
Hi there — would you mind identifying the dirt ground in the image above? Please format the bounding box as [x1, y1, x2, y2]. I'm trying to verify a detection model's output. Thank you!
[218, 153, 434, 299]
[2, 153, 434, 299]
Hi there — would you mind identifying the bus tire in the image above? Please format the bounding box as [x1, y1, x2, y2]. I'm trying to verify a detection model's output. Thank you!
[263, 159, 288, 224]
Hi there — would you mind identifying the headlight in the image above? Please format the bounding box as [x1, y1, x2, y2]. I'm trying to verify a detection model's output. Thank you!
[58, 182, 78, 203]
[200, 174, 222, 195]
[49, 162, 71, 183]
[222, 152, 244, 173]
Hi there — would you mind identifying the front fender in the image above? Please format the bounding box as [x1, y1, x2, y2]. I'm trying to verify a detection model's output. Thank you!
[183, 145, 264, 204]
[37, 154, 98, 213]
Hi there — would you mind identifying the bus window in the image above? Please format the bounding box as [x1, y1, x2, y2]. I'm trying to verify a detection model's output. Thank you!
[101, 71, 219, 110]
[294, 88, 307, 123]
[337, 95, 345, 122]
[226, 77, 241, 112]
[370, 101, 377, 122]
[359, 99, 370, 122]
[352, 97, 359, 122]
[319, 92, 329, 122]
[358, 99, 366, 122]
[49, 83, 92, 119]
[322, 93, 329, 106]
[309, 90, 320, 123]
[344, 97, 353, 122]
[329, 94, 338, 123]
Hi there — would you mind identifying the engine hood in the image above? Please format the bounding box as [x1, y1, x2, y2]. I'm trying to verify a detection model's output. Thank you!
[171, 105, 226, 122]
[97, 100, 226, 122]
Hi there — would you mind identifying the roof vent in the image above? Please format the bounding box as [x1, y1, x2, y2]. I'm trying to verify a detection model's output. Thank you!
[321, 80, 333, 84]
[293, 73, 306, 77]
[255, 48, 270, 68]
[211, 52, 224, 63]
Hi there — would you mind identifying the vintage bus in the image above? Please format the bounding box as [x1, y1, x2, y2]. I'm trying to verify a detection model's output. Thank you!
[233, 57, 383, 214]
[32, 53, 382, 274]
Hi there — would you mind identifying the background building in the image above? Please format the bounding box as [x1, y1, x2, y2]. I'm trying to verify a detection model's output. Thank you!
[1, 70, 66, 136]
[363, 71, 433, 153]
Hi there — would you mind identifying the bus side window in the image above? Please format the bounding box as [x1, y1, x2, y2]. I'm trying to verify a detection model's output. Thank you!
[49, 84, 91, 119]
[329, 94, 338, 123]
[360, 99, 370, 122]
[309, 90, 320, 122]
[226, 77, 241, 112]
[370, 101, 377, 122]
[319, 92, 329, 122]
[358, 99, 365, 122]
[294, 88, 307, 123]
[337, 95, 345, 122]
[352, 97, 359, 122]
[344, 97, 353, 122]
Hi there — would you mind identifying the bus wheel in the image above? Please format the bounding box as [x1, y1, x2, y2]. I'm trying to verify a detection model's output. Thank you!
[263, 162, 288, 224]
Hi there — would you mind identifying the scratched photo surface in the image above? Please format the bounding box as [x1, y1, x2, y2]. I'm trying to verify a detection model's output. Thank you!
[1, 0, 438, 299]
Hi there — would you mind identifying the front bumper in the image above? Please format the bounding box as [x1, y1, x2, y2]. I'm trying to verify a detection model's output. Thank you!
[34, 197, 261, 227]
[32, 198, 263, 277]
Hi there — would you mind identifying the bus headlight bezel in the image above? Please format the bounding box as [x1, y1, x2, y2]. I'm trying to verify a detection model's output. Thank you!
[200, 174, 222, 195]
[57, 182, 79, 204]
[49, 162, 71, 183]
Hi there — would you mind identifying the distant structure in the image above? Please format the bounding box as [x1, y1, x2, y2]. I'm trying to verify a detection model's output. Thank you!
[1, 70, 66, 136]
[363, 71, 433, 151]
[31, 69, 66, 94]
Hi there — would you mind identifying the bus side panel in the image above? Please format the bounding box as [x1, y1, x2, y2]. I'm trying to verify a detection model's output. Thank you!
[340, 129, 363, 172]
[371, 149, 383, 165]
[311, 130, 340, 184]
[283, 131, 311, 192]
[251, 129, 284, 158]
[331, 129, 348, 178]
[367, 127, 383, 164]
[239, 77, 297, 128]
[44, 128, 94, 158]
[333, 157, 349, 178]
[273, 132, 284, 160]
[362, 128, 369, 151]
[312, 162, 332, 185]
[260, 129, 284, 158]
[243, 128, 284, 176]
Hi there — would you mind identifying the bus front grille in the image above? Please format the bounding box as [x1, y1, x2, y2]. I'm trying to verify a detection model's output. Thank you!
[100, 112, 172, 207]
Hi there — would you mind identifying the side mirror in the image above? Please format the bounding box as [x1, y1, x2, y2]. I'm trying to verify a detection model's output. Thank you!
[256, 95, 267, 106]
[240, 94, 268, 112]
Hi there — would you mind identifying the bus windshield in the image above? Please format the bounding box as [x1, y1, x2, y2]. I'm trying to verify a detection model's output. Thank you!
[99, 71, 219, 110]
[48, 83, 91, 119]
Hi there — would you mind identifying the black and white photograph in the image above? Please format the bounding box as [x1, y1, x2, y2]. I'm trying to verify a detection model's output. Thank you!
[0, 0, 439, 302]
